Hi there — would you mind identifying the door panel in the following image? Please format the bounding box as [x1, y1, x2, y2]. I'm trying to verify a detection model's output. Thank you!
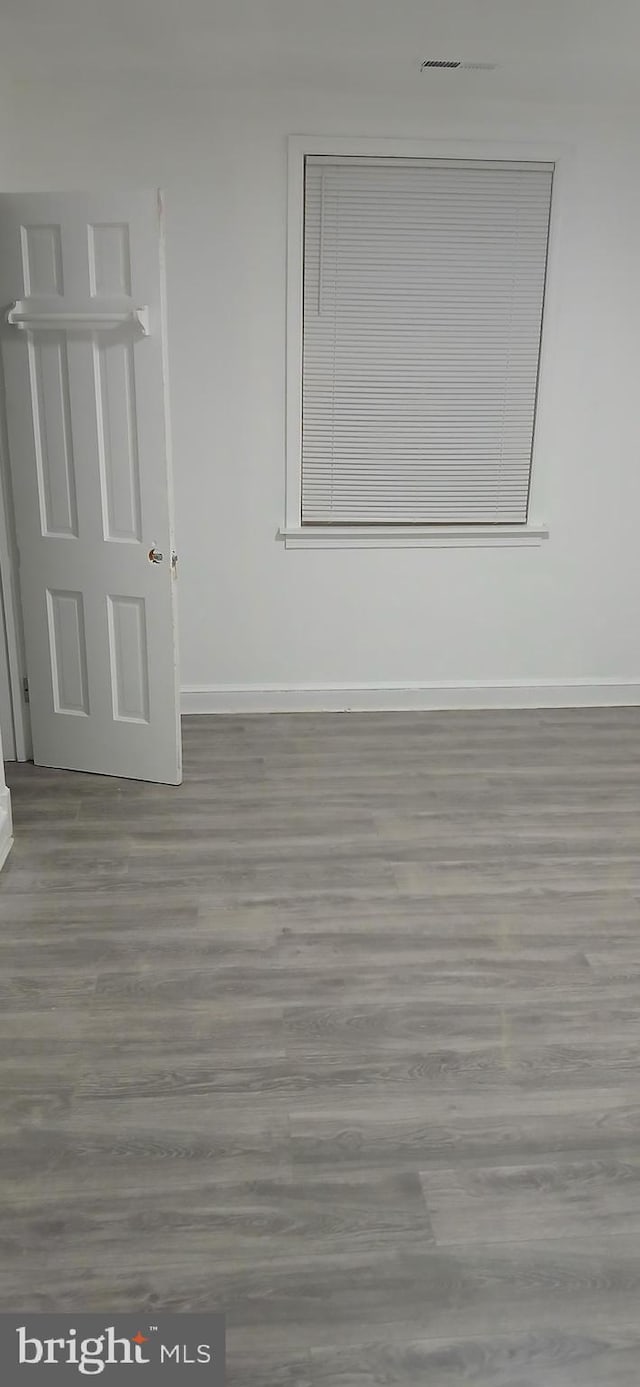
[0, 191, 181, 784]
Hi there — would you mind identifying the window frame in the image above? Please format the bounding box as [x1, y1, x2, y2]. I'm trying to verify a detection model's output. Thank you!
[282, 134, 567, 549]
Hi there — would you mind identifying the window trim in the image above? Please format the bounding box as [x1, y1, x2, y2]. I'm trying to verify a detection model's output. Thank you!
[283, 134, 568, 549]
[279, 524, 550, 550]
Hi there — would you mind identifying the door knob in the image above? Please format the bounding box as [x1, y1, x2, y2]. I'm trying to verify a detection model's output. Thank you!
[148, 547, 164, 563]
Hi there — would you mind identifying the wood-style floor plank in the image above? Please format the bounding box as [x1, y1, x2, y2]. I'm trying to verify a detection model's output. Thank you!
[2, 708, 640, 1384]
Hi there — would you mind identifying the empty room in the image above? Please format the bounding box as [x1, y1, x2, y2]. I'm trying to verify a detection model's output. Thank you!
[0, 1, 640, 1383]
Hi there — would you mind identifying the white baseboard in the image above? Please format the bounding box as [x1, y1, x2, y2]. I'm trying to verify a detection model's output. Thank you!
[0, 785, 13, 871]
[181, 679, 640, 714]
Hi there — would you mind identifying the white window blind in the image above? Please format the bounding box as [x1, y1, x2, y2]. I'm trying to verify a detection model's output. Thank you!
[301, 156, 553, 525]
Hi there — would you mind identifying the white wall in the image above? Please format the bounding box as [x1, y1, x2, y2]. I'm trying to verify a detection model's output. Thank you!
[0, 719, 13, 868]
[3, 78, 640, 708]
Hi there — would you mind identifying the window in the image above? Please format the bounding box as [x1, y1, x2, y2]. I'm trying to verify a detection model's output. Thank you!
[285, 145, 554, 546]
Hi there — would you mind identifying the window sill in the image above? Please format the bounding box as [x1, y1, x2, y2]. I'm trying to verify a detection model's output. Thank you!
[278, 524, 549, 550]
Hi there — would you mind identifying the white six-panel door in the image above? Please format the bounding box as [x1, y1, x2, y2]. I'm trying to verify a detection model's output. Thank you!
[0, 191, 181, 784]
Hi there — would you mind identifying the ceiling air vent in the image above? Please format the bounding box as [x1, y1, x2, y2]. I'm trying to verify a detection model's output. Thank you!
[420, 59, 498, 72]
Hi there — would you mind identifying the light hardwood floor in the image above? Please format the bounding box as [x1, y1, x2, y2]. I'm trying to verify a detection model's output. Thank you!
[2, 709, 640, 1385]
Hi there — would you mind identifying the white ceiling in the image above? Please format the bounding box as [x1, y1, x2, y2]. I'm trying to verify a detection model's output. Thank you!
[2, 0, 640, 103]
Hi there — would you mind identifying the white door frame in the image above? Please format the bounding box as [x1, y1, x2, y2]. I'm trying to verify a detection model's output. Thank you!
[0, 354, 31, 762]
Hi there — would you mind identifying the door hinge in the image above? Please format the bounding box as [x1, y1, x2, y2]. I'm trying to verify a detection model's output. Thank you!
[22, 676, 29, 704]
